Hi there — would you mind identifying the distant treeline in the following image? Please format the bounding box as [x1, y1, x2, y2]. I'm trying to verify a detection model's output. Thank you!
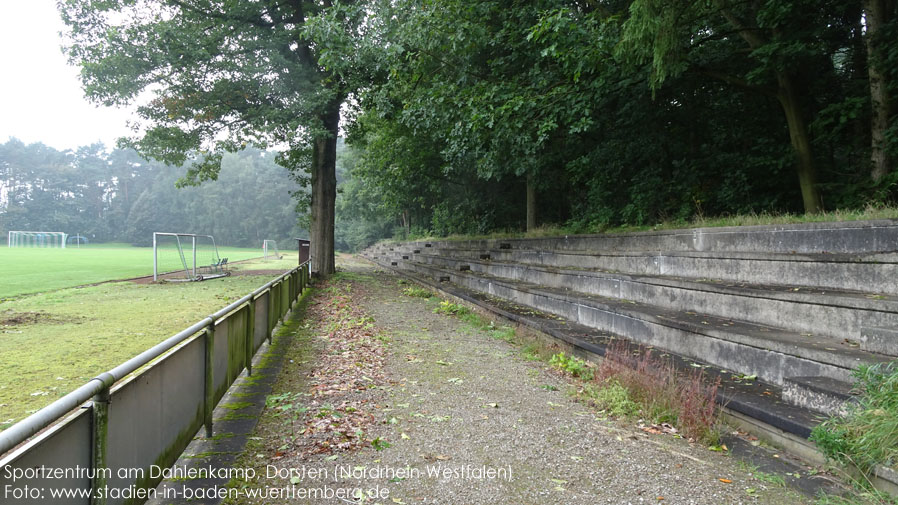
[0, 139, 304, 248]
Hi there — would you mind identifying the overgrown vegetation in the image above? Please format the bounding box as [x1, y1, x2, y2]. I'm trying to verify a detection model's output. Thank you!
[550, 341, 721, 444]
[811, 361, 898, 481]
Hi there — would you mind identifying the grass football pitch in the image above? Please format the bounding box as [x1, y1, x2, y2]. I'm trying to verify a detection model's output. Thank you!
[0, 243, 271, 299]
[0, 246, 303, 429]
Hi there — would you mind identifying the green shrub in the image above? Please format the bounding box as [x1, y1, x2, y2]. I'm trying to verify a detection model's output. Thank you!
[811, 361, 898, 477]
[585, 380, 640, 418]
[550, 352, 595, 381]
[402, 286, 433, 298]
[433, 300, 471, 316]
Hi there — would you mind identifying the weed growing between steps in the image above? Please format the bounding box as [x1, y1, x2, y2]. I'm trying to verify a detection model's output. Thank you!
[810, 361, 898, 501]
[549, 341, 721, 445]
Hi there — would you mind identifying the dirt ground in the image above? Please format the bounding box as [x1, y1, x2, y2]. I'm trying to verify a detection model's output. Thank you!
[224, 256, 821, 505]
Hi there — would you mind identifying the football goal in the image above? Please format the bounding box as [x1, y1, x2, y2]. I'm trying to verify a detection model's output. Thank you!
[67, 234, 89, 248]
[8, 231, 68, 248]
[153, 232, 229, 281]
[262, 240, 282, 260]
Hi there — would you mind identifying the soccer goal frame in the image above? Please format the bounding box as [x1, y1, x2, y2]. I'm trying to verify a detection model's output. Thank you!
[153, 232, 228, 282]
[262, 239, 282, 260]
[8, 231, 68, 248]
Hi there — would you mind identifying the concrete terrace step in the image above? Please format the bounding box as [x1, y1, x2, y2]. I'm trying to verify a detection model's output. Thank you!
[386, 251, 898, 347]
[783, 376, 860, 416]
[370, 255, 892, 387]
[395, 219, 898, 255]
[397, 247, 898, 297]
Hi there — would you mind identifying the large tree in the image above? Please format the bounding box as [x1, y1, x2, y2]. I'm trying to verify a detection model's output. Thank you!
[59, 0, 351, 275]
[864, 0, 897, 182]
[615, 0, 864, 213]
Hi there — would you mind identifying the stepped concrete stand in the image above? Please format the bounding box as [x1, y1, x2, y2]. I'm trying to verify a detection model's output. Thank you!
[362, 220, 898, 479]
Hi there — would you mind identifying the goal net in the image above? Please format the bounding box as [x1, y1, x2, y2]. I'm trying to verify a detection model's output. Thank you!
[8, 231, 68, 248]
[153, 232, 227, 281]
[262, 240, 282, 260]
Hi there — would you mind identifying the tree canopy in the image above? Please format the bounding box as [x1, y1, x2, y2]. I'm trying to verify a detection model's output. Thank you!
[329, 0, 898, 249]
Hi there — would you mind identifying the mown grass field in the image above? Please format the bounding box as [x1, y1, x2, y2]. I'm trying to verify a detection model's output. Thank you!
[0, 252, 302, 429]
[0, 243, 272, 299]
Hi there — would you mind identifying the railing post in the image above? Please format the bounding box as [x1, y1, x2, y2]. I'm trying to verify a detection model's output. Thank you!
[244, 302, 254, 376]
[203, 326, 214, 437]
[290, 271, 297, 305]
[267, 289, 274, 344]
[278, 277, 290, 323]
[90, 388, 110, 505]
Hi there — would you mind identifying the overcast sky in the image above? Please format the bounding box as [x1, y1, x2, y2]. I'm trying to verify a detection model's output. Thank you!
[0, 1, 135, 151]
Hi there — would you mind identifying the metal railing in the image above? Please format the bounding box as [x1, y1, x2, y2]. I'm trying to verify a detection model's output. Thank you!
[0, 262, 311, 504]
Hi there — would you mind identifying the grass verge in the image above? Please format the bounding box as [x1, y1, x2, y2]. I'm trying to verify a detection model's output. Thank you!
[381, 203, 898, 244]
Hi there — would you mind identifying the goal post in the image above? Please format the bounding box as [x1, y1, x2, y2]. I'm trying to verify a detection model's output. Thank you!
[8, 231, 68, 248]
[153, 232, 227, 281]
[262, 240, 282, 260]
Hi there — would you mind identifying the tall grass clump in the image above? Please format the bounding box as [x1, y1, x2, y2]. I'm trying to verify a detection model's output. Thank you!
[550, 341, 721, 443]
[811, 361, 898, 478]
[598, 341, 720, 443]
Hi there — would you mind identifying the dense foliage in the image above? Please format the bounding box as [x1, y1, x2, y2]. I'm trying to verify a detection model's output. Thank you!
[0, 139, 303, 247]
[329, 0, 898, 248]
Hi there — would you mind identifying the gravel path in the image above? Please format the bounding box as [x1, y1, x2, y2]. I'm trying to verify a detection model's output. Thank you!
[229, 256, 811, 505]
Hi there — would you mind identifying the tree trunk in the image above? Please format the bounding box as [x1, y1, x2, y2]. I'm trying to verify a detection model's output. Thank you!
[864, 0, 895, 182]
[309, 100, 340, 277]
[776, 73, 823, 213]
[400, 209, 410, 236]
[526, 174, 537, 232]
[716, 5, 823, 213]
